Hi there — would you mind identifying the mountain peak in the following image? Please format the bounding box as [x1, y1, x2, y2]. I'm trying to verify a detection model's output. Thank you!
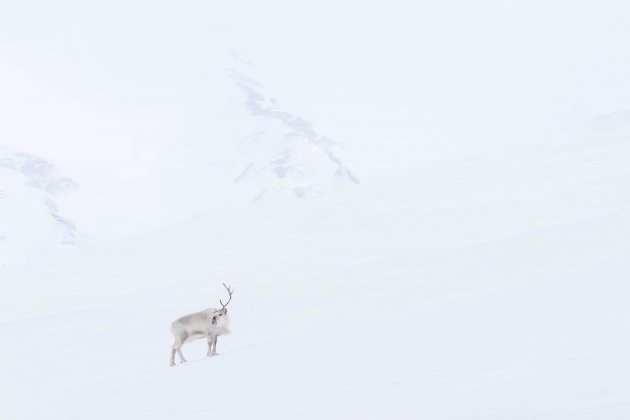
[229, 69, 359, 201]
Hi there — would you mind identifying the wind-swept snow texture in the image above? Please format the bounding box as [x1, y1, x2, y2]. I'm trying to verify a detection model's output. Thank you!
[1, 134, 629, 419]
[0, 148, 79, 267]
[230, 69, 359, 201]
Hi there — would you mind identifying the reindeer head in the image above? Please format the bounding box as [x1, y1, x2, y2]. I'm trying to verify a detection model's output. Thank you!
[211, 283, 234, 324]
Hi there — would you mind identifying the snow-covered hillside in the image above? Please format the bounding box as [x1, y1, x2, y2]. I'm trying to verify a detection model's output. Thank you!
[3, 1, 630, 418]
[0, 148, 79, 266]
[1, 133, 629, 419]
[229, 68, 359, 201]
[591, 111, 630, 137]
[0, 57, 360, 253]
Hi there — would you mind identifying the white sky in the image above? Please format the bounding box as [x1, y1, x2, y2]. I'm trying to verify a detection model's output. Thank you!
[1, 0, 629, 236]
[2, 0, 628, 150]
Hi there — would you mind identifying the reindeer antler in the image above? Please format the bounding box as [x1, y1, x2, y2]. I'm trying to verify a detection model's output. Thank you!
[220, 283, 234, 310]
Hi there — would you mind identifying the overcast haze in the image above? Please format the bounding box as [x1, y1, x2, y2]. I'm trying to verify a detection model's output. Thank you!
[3, 1, 629, 175]
[2, 2, 630, 419]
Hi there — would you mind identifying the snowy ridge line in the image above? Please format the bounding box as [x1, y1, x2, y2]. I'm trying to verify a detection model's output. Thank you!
[0, 147, 77, 195]
[228, 68, 359, 201]
[0, 147, 80, 265]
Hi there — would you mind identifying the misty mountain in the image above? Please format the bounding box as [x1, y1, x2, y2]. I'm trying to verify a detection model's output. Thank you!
[0, 147, 79, 266]
[229, 69, 359, 201]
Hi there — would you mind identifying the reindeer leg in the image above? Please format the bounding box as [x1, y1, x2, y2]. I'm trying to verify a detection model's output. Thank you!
[211, 336, 218, 356]
[174, 334, 188, 363]
[170, 347, 177, 366]
[176, 345, 187, 363]
[207, 335, 218, 356]
[206, 334, 214, 357]
[171, 336, 183, 366]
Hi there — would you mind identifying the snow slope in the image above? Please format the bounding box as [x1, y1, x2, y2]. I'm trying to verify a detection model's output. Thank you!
[0, 148, 79, 267]
[0, 56, 360, 246]
[591, 111, 630, 138]
[1, 134, 629, 419]
[229, 68, 359, 201]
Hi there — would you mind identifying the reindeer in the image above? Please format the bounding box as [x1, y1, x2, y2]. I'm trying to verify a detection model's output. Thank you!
[170, 283, 234, 366]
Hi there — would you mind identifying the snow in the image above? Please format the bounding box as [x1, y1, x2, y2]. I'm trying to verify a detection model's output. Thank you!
[1, 133, 629, 419]
[229, 68, 359, 201]
[2, 0, 630, 418]
[0, 148, 79, 267]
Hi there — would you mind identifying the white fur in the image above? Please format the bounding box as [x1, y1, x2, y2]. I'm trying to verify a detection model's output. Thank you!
[169, 307, 231, 366]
